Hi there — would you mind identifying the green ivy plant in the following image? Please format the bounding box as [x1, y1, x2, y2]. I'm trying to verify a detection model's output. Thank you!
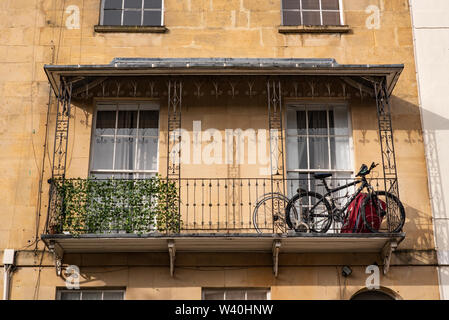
[49, 176, 181, 235]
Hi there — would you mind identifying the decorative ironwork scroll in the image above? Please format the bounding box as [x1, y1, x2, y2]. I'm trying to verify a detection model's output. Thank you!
[267, 79, 287, 233]
[46, 79, 72, 234]
[375, 79, 401, 232]
[167, 79, 182, 179]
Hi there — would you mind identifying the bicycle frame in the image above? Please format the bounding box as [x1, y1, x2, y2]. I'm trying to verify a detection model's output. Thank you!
[305, 176, 376, 220]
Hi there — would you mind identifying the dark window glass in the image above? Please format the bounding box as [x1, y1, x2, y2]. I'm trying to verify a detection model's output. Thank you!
[117, 111, 138, 129]
[103, 10, 122, 25]
[104, 0, 122, 9]
[124, 0, 142, 9]
[322, 11, 340, 25]
[143, 11, 162, 26]
[96, 111, 116, 128]
[321, 0, 340, 10]
[296, 111, 307, 135]
[302, 0, 320, 10]
[144, 0, 162, 9]
[302, 11, 321, 25]
[282, 0, 300, 10]
[283, 11, 301, 26]
[123, 10, 142, 25]
[139, 111, 159, 128]
[308, 110, 327, 135]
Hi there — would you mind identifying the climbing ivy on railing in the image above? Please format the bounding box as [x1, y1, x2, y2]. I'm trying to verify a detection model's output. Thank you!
[48, 176, 180, 235]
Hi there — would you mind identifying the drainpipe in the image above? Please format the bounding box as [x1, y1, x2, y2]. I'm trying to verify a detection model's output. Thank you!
[2, 249, 15, 300]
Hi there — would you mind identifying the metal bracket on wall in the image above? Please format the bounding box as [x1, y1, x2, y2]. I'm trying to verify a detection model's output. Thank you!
[381, 240, 398, 275]
[48, 240, 64, 277]
[168, 240, 176, 277]
[272, 239, 282, 277]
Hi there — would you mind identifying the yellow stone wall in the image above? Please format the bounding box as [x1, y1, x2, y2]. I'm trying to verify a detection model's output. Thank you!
[0, 0, 440, 299]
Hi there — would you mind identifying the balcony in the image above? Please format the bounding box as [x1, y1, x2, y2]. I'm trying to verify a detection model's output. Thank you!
[41, 58, 406, 276]
[42, 176, 405, 276]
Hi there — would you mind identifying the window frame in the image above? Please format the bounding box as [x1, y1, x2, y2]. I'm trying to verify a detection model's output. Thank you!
[89, 101, 160, 179]
[99, 0, 165, 27]
[281, 0, 345, 26]
[202, 288, 271, 300]
[285, 102, 354, 176]
[56, 288, 126, 300]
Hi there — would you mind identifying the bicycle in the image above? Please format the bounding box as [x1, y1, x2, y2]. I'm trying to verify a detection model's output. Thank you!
[253, 192, 298, 234]
[284, 162, 406, 234]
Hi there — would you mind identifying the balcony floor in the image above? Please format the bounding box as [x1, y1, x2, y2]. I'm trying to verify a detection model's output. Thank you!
[41, 232, 405, 254]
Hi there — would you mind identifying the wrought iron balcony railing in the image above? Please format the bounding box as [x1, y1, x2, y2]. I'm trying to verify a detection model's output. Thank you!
[46, 177, 404, 235]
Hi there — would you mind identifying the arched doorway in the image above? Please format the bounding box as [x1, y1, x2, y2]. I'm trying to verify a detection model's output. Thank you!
[351, 289, 396, 300]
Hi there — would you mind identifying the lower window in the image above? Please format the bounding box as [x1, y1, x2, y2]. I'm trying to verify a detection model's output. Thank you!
[57, 289, 125, 300]
[202, 288, 270, 300]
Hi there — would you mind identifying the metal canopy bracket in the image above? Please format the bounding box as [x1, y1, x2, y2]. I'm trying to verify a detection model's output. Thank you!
[272, 239, 282, 277]
[48, 240, 64, 277]
[381, 240, 398, 275]
[168, 240, 176, 277]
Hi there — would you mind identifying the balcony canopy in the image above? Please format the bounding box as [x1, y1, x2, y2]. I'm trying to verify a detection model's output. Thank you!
[44, 58, 404, 98]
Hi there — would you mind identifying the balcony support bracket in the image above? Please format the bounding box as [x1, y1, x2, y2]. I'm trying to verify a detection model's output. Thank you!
[381, 240, 398, 275]
[48, 240, 64, 277]
[168, 240, 176, 277]
[272, 239, 282, 277]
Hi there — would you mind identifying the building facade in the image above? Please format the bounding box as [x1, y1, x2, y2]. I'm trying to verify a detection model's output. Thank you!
[410, 0, 449, 300]
[0, 0, 441, 300]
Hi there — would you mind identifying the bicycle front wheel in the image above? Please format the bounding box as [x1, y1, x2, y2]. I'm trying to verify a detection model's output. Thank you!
[361, 191, 405, 233]
[253, 193, 290, 234]
[285, 191, 333, 233]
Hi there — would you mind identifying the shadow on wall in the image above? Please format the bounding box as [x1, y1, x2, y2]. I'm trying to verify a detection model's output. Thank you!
[351, 95, 449, 251]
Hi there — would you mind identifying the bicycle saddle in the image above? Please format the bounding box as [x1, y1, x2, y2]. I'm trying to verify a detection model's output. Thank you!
[313, 173, 332, 180]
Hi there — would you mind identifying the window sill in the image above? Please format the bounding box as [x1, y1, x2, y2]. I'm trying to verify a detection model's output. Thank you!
[278, 25, 351, 34]
[94, 25, 168, 33]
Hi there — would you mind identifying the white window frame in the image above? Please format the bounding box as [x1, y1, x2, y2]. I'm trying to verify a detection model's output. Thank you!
[285, 102, 354, 177]
[202, 288, 271, 300]
[56, 289, 125, 300]
[89, 101, 160, 178]
[100, 0, 165, 26]
[281, 0, 345, 26]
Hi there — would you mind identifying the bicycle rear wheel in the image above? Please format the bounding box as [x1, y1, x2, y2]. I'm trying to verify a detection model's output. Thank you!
[253, 193, 290, 234]
[361, 191, 405, 233]
[285, 191, 333, 233]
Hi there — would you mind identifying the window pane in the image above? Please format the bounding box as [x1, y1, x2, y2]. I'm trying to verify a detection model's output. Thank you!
[309, 137, 329, 169]
[282, 0, 300, 10]
[302, 11, 321, 25]
[123, 10, 142, 25]
[139, 110, 159, 129]
[82, 292, 102, 300]
[137, 136, 158, 170]
[124, 0, 142, 9]
[308, 110, 327, 135]
[321, 0, 340, 10]
[144, 0, 162, 9]
[204, 292, 224, 300]
[331, 137, 350, 170]
[103, 292, 124, 300]
[92, 136, 114, 170]
[96, 111, 116, 135]
[226, 291, 245, 300]
[287, 136, 307, 170]
[296, 110, 307, 135]
[117, 111, 137, 136]
[115, 136, 136, 170]
[247, 291, 267, 300]
[60, 292, 81, 300]
[301, 0, 320, 10]
[103, 10, 122, 25]
[143, 10, 162, 26]
[322, 11, 341, 25]
[282, 11, 301, 26]
[104, 0, 123, 9]
[330, 106, 348, 135]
